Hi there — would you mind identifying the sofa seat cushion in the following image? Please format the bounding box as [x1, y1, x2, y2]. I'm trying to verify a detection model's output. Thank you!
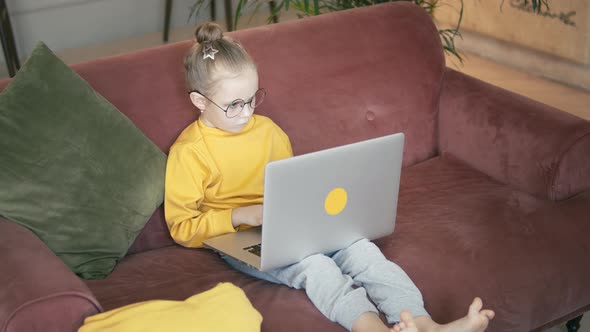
[86, 155, 590, 331]
[85, 245, 341, 331]
[379, 154, 590, 332]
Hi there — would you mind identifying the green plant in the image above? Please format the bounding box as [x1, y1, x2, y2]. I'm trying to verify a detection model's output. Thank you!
[514, 0, 548, 12]
[188, 0, 555, 62]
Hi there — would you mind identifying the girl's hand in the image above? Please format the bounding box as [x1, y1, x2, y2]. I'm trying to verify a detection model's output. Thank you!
[231, 205, 263, 227]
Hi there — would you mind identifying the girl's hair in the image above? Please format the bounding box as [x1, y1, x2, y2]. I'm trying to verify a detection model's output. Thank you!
[184, 22, 256, 95]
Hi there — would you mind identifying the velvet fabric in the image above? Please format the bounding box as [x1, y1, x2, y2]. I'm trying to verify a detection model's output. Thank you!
[126, 207, 173, 255]
[387, 155, 590, 332]
[85, 246, 341, 331]
[0, 42, 167, 279]
[1, 2, 590, 332]
[0, 216, 101, 332]
[439, 68, 590, 201]
[237, 3, 445, 167]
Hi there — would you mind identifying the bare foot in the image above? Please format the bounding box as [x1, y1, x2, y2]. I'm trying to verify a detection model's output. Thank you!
[413, 297, 495, 332]
[392, 311, 418, 332]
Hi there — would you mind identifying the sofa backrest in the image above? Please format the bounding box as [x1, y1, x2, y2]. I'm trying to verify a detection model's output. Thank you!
[240, 2, 445, 162]
[0, 2, 445, 254]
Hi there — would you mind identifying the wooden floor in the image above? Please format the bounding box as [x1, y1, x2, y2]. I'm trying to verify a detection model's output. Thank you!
[446, 53, 590, 121]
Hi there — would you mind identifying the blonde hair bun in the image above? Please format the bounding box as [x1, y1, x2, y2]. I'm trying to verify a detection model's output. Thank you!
[185, 21, 256, 95]
[195, 22, 224, 44]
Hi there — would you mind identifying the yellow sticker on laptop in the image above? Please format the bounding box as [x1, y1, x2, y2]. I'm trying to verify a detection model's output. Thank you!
[324, 187, 348, 216]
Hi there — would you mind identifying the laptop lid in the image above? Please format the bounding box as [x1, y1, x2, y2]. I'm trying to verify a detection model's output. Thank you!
[259, 133, 404, 271]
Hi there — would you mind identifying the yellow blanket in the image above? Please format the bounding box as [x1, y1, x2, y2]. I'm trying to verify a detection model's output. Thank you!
[79, 283, 262, 332]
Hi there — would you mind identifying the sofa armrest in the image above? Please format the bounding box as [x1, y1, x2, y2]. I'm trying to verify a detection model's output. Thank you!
[0, 216, 102, 332]
[438, 68, 590, 201]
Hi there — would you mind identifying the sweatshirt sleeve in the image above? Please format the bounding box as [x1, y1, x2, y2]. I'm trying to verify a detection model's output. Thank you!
[164, 144, 236, 248]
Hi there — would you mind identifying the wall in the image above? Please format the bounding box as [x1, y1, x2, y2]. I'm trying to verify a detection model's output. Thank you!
[434, 0, 590, 90]
[3, 0, 218, 65]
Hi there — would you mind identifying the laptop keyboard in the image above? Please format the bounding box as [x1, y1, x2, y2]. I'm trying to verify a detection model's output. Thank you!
[243, 244, 261, 257]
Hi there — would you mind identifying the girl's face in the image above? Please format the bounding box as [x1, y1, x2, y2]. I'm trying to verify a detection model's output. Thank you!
[192, 68, 259, 133]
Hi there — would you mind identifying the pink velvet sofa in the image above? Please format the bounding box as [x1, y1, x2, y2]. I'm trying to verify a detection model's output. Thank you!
[2, 3, 590, 332]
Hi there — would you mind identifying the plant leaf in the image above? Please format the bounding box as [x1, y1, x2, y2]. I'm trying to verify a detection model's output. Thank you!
[248, 1, 266, 25]
[187, 0, 208, 23]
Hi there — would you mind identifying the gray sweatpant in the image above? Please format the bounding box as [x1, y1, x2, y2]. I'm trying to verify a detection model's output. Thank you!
[222, 238, 429, 331]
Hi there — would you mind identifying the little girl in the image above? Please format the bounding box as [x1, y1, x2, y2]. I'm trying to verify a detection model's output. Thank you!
[164, 22, 495, 332]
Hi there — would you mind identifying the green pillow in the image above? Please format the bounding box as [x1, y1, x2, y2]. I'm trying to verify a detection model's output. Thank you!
[0, 42, 166, 279]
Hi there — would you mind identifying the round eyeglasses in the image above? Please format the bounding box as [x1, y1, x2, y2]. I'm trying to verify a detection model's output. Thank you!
[190, 88, 266, 118]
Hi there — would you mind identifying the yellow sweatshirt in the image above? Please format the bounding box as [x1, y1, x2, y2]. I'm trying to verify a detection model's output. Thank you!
[78, 283, 262, 332]
[165, 115, 293, 247]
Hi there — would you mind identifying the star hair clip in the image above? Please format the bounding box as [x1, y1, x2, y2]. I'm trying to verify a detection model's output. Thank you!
[202, 45, 219, 60]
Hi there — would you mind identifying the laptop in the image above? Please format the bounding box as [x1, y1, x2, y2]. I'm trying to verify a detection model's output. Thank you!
[203, 133, 405, 271]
